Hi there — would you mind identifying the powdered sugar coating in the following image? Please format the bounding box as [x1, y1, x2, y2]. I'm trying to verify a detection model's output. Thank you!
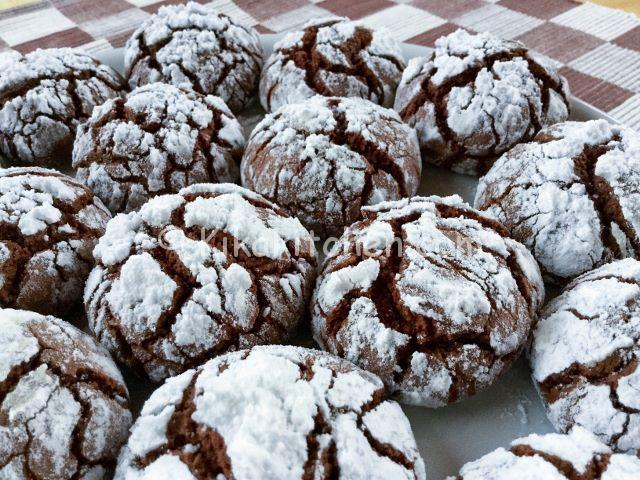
[0, 48, 123, 167]
[394, 29, 569, 176]
[475, 120, 640, 284]
[85, 183, 317, 382]
[311, 195, 544, 407]
[0, 167, 111, 316]
[448, 427, 640, 479]
[0, 308, 132, 480]
[531, 259, 640, 454]
[73, 83, 245, 214]
[115, 345, 426, 480]
[260, 17, 405, 112]
[124, 2, 262, 113]
[242, 96, 421, 238]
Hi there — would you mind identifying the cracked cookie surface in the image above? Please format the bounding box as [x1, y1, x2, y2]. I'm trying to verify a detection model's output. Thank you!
[124, 2, 263, 113]
[115, 345, 426, 480]
[394, 29, 569, 176]
[0, 48, 124, 167]
[531, 259, 640, 455]
[311, 195, 544, 407]
[475, 120, 640, 284]
[241, 96, 421, 238]
[260, 17, 405, 113]
[0, 167, 111, 317]
[73, 83, 245, 214]
[85, 183, 317, 382]
[0, 308, 132, 480]
[448, 427, 640, 479]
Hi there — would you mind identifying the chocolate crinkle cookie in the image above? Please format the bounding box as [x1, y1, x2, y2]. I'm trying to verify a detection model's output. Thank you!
[260, 17, 405, 112]
[73, 83, 245, 214]
[311, 195, 544, 407]
[85, 183, 317, 382]
[115, 345, 426, 480]
[394, 29, 569, 176]
[124, 1, 262, 113]
[241, 96, 421, 238]
[448, 427, 640, 479]
[0, 48, 123, 167]
[531, 259, 640, 455]
[0, 167, 110, 317]
[475, 120, 640, 284]
[0, 309, 132, 480]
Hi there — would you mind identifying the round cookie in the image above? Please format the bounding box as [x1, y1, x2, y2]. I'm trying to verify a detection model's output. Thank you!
[241, 96, 421, 238]
[447, 427, 640, 480]
[394, 29, 569, 175]
[475, 120, 640, 284]
[0, 308, 132, 480]
[531, 259, 640, 455]
[260, 17, 405, 112]
[85, 183, 317, 382]
[0, 48, 123, 167]
[124, 2, 263, 113]
[0, 167, 111, 316]
[73, 83, 245, 214]
[311, 195, 544, 407]
[115, 345, 426, 480]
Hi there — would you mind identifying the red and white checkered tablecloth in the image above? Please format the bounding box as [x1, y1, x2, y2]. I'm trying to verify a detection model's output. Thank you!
[0, 0, 639, 129]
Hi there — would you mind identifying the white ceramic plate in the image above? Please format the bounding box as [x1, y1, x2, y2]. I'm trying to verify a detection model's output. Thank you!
[94, 35, 619, 479]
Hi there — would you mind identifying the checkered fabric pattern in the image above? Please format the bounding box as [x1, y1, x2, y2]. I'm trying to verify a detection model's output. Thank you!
[0, 0, 639, 128]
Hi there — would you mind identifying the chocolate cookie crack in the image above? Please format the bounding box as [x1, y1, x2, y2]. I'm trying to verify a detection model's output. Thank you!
[574, 142, 640, 261]
[436, 202, 538, 308]
[539, 350, 639, 405]
[133, 371, 233, 477]
[327, 101, 410, 198]
[354, 389, 421, 477]
[524, 55, 569, 117]
[476, 178, 578, 213]
[510, 444, 610, 479]
[212, 31, 261, 104]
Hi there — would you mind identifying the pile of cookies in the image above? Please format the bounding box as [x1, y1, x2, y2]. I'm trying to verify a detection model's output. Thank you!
[0, 2, 639, 479]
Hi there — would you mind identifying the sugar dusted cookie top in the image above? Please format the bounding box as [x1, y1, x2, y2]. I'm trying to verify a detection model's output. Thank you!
[0, 167, 110, 316]
[531, 258, 640, 455]
[260, 17, 405, 113]
[475, 120, 640, 284]
[448, 427, 640, 479]
[73, 82, 245, 214]
[124, 1, 262, 113]
[85, 183, 317, 382]
[395, 29, 569, 175]
[242, 95, 421, 238]
[311, 194, 544, 407]
[0, 308, 132, 480]
[0, 48, 123, 167]
[115, 345, 426, 480]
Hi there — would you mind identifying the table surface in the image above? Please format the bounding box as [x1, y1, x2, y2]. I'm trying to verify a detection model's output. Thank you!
[0, 0, 638, 129]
